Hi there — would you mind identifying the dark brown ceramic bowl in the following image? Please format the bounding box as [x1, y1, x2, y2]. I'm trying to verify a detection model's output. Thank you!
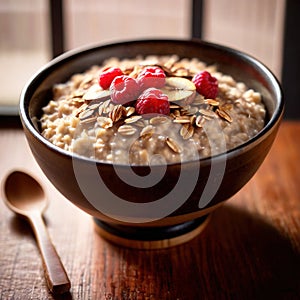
[20, 39, 283, 248]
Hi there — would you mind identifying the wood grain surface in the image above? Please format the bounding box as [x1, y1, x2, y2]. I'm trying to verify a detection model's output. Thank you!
[0, 120, 300, 300]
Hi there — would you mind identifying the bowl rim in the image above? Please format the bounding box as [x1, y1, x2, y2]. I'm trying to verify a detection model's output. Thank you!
[19, 38, 284, 168]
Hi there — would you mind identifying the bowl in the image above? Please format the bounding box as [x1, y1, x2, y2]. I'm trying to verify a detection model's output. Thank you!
[19, 39, 284, 249]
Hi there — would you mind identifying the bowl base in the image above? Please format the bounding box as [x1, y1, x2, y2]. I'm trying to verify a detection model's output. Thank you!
[93, 214, 211, 249]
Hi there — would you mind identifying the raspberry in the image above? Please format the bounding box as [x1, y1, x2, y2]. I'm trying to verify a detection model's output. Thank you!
[137, 66, 166, 90]
[110, 75, 140, 105]
[192, 71, 218, 99]
[99, 67, 123, 90]
[135, 88, 170, 116]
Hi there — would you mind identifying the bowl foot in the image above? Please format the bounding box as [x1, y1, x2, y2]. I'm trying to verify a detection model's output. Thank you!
[93, 214, 211, 249]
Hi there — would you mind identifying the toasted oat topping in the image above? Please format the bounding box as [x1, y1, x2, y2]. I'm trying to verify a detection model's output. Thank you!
[40, 55, 266, 165]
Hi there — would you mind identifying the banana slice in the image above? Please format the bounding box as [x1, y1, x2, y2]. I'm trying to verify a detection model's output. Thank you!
[161, 77, 196, 105]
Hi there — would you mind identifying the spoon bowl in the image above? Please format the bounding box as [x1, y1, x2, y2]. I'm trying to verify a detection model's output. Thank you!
[2, 170, 71, 295]
[4, 171, 47, 216]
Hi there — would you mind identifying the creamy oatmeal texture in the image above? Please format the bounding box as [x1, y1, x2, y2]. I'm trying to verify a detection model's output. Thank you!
[40, 55, 266, 165]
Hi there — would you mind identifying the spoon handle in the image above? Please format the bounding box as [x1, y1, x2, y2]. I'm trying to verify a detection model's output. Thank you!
[28, 212, 71, 294]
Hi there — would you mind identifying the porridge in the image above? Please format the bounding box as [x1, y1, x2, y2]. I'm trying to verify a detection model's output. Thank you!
[40, 55, 266, 165]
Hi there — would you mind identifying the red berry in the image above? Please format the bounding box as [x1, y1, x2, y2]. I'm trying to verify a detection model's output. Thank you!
[99, 67, 123, 90]
[110, 75, 140, 105]
[137, 66, 166, 90]
[136, 88, 170, 116]
[192, 71, 218, 98]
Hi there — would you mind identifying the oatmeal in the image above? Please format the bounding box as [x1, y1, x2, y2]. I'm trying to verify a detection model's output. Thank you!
[40, 55, 266, 165]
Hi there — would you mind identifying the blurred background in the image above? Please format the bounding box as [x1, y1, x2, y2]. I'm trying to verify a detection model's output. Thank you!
[0, 0, 298, 118]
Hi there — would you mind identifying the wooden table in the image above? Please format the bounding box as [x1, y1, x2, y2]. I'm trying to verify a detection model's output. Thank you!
[0, 118, 299, 300]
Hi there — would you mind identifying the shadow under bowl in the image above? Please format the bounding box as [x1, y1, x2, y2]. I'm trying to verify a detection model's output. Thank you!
[19, 39, 284, 248]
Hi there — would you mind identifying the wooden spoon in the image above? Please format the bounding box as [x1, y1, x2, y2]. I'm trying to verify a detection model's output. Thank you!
[2, 170, 71, 295]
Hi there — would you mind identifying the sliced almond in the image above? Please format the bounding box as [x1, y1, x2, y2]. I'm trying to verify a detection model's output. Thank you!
[199, 108, 216, 119]
[107, 103, 115, 113]
[97, 116, 113, 128]
[190, 114, 196, 125]
[169, 104, 181, 109]
[166, 137, 181, 153]
[149, 116, 169, 125]
[195, 115, 205, 128]
[204, 99, 220, 106]
[180, 124, 194, 140]
[161, 77, 196, 105]
[80, 116, 97, 124]
[98, 103, 104, 116]
[124, 115, 142, 124]
[216, 108, 233, 123]
[101, 99, 111, 114]
[109, 104, 125, 123]
[87, 102, 101, 110]
[79, 108, 94, 120]
[134, 120, 146, 127]
[171, 66, 189, 77]
[125, 106, 135, 117]
[173, 116, 191, 124]
[73, 103, 88, 117]
[83, 84, 111, 102]
[118, 125, 137, 136]
[140, 125, 154, 139]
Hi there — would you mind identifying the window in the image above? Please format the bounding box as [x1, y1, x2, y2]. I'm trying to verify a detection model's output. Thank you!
[0, 0, 50, 114]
